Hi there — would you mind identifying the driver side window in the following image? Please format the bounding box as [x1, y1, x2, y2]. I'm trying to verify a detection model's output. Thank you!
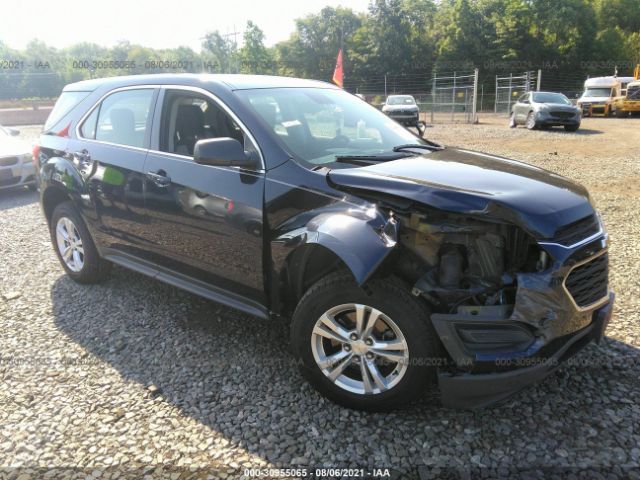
[159, 90, 256, 158]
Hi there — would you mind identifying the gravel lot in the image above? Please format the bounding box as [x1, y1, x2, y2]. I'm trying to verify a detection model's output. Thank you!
[1, 117, 639, 479]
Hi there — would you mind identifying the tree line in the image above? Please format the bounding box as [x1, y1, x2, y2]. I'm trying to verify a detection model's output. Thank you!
[1, 0, 639, 100]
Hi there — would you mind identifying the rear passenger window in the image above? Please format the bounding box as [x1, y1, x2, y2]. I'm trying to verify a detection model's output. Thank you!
[92, 89, 154, 148]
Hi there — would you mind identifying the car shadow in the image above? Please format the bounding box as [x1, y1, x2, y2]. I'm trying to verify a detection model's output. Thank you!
[0, 186, 38, 211]
[542, 127, 603, 135]
[50, 269, 640, 475]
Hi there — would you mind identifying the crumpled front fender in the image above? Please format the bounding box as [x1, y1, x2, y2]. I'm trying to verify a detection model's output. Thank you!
[276, 207, 398, 285]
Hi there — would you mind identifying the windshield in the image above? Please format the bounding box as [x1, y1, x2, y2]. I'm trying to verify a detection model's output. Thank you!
[532, 92, 571, 105]
[627, 85, 640, 99]
[583, 87, 612, 98]
[235, 87, 426, 166]
[387, 96, 416, 105]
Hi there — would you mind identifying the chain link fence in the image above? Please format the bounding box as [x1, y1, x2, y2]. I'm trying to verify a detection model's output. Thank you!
[494, 71, 541, 115]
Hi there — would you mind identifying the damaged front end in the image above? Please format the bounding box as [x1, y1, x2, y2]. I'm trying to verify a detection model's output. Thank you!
[390, 207, 613, 409]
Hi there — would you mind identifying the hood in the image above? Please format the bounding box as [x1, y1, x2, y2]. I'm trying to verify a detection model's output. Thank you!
[536, 103, 578, 111]
[383, 104, 418, 111]
[0, 137, 30, 157]
[327, 148, 594, 239]
[579, 96, 611, 103]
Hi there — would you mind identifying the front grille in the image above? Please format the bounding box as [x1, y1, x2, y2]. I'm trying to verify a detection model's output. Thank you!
[0, 156, 19, 167]
[552, 214, 600, 246]
[391, 110, 416, 115]
[550, 111, 575, 119]
[565, 252, 608, 308]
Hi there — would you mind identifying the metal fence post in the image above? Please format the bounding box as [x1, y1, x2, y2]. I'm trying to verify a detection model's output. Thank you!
[472, 68, 479, 123]
[384, 74, 387, 98]
[494, 75, 498, 113]
[431, 73, 436, 124]
[537, 69, 542, 91]
[451, 72, 457, 122]
[507, 73, 513, 114]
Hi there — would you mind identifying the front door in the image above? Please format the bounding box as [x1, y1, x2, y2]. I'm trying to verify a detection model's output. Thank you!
[142, 88, 266, 305]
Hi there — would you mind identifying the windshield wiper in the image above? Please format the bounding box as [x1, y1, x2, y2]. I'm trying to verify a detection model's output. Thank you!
[334, 152, 410, 165]
[392, 141, 444, 152]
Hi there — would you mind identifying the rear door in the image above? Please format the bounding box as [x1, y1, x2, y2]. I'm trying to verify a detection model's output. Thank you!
[69, 87, 159, 254]
[141, 87, 266, 305]
[71, 87, 158, 255]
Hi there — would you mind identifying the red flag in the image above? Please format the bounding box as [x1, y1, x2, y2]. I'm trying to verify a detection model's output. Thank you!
[332, 49, 343, 88]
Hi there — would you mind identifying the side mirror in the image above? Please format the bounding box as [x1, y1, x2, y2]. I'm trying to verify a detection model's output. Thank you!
[7, 128, 20, 136]
[194, 137, 258, 169]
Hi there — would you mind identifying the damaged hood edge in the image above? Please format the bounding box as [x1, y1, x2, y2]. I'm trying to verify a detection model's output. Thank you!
[327, 148, 595, 239]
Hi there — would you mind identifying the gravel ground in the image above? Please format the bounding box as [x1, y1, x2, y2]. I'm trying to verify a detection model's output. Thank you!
[1, 119, 640, 479]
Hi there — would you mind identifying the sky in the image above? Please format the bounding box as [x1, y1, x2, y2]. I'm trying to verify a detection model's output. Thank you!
[3, 0, 371, 51]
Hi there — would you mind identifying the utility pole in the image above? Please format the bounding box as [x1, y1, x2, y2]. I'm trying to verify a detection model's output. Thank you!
[223, 26, 241, 73]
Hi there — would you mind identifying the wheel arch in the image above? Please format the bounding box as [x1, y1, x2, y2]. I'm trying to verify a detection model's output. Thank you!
[42, 185, 73, 225]
[272, 211, 398, 314]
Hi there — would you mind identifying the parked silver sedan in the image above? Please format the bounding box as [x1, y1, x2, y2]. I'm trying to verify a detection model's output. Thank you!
[0, 125, 36, 191]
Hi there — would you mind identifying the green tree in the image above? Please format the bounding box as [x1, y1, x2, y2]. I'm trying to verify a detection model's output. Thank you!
[239, 21, 274, 74]
[274, 7, 362, 81]
[201, 31, 237, 73]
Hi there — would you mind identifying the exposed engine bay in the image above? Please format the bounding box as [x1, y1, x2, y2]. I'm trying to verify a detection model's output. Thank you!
[393, 210, 548, 314]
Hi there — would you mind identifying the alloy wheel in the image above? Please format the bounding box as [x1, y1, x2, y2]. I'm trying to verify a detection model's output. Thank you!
[55, 216, 85, 272]
[310, 303, 409, 395]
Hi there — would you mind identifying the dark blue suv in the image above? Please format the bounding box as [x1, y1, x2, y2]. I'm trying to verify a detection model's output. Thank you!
[37, 74, 613, 410]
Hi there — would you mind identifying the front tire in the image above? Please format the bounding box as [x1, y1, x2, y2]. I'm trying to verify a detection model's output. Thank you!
[50, 201, 111, 284]
[291, 272, 440, 411]
[525, 112, 537, 130]
[564, 124, 580, 132]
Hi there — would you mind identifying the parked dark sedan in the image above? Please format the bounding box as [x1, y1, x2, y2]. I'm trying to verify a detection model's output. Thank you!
[37, 74, 612, 410]
[510, 91, 582, 131]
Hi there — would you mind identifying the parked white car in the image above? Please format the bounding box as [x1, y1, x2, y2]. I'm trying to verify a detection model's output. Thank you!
[0, 125, 36, 191]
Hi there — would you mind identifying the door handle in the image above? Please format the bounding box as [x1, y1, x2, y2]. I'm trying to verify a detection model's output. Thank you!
[146, 170, 171, 187]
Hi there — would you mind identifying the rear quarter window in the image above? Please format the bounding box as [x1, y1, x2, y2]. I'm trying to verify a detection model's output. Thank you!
[44, 91, 91, 131]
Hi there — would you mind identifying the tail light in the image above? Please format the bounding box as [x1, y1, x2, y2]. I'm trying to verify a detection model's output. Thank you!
[32, 144, 40, 170]
[57, 123, 71, 138]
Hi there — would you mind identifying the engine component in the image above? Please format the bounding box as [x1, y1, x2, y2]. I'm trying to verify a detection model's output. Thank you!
[438, 245, 464, 288]
[467, 233, 505, 285]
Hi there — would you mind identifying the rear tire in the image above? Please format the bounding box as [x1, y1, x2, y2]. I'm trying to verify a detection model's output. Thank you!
[50, 201, 111, 284]
[291, 271, 440, 411]
[508, 113, 517, 128]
